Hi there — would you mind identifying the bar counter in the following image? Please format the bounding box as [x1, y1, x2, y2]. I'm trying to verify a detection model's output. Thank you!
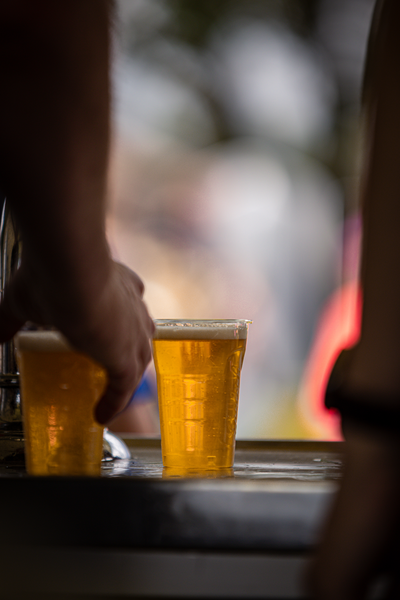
[0, 438, 344, 599]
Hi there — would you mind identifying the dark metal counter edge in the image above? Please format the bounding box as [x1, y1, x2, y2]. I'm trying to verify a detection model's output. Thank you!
[0, 475, 337, 552]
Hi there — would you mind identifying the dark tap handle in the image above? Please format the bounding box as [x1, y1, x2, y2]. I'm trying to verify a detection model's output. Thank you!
[0, 195, 22, 423]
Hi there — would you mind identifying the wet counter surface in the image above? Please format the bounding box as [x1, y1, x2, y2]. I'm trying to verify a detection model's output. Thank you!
[0, 438, 344, 553]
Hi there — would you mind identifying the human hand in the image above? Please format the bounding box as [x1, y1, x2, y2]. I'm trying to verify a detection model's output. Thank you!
[0, 258, 154, 425]
[306, 428, 400, 600]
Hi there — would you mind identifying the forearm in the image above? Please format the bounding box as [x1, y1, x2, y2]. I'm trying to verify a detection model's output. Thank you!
[0, 1, 153, 425]
[0, 0, 113, 327]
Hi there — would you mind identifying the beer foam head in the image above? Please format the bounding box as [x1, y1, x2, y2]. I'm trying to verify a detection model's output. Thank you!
[15, 330, 73, 353]
[153, 319, 251, 340]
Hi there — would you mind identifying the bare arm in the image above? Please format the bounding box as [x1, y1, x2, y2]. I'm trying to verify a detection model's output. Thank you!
[0, 0, 153, 424]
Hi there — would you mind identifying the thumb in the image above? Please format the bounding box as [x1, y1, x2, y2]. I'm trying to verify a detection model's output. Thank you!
[95, 374, 136, 425]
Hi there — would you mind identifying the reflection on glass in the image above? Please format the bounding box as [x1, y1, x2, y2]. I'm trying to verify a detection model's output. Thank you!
[162, 467, 234, 479]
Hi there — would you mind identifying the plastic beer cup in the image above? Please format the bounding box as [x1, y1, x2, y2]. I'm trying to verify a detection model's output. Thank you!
[152, 319, 250, 470]
[16, 330, 106, 476]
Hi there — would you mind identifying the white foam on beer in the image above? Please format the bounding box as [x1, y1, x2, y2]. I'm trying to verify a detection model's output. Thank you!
[15, 330, 73, 353]
[153, 320, 249, 340]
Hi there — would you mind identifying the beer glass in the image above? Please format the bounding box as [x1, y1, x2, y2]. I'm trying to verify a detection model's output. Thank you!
[15, 330, 106, 476]
[152, 319, 250, 470]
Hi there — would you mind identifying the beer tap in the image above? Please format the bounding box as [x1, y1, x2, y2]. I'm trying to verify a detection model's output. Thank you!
[0, 194, 130, 465]
[0, 195, 24, 462]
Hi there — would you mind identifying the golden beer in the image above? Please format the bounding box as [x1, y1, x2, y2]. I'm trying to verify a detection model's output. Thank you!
[16, 331, 106, 476]
[152, 320, 250, 469]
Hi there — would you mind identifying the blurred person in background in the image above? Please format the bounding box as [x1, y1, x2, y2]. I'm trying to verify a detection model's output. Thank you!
[0, 0, 154, 427]
[298, 214, 362, 440]
[309, 0, 400, 597]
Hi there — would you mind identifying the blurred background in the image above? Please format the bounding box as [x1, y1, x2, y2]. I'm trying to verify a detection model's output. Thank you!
[107, 0, 375, 440]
